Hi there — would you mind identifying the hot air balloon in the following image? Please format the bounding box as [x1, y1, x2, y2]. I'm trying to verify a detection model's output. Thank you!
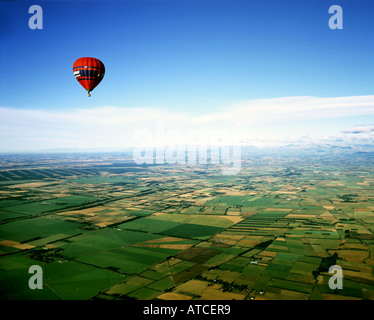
[73, 57, 105, 97]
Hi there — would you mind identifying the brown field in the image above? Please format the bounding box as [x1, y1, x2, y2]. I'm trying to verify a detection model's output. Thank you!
[344, 270, 374, 285]
[330, 250, 369, 263]
[236, 238, 263, 247]
[354, 208, 372, 212]
[261, 289, 309, 300]
[274, 191, 299, 195]
[322, 205, 335, 210]
[226, 210, 241, 216]
[14, 243, 35, 250]
[178, 193, 195, 198]
[134, 244, 194, 250]
[157, 292, 193, 300]
[365, 258, 374, 266]
[199, 286, 246, 300]
[0, 240, 20, 247]
[50, 193, 70, 197]
[321, 294, 361, 300]
[339, 261, 373, 273]
[237, 239, 263, 247]
[275, 237, 286, 241]
[95, 221, 114, 228]
[212, 234, 245, 244]
[174, 279, 209, 295]
[194, 198, 214, 206]
[104, 211, 121, 216]
[317, 212, 338, 221]
[258, 250, 277, 257]
[221, 190, 251, 196]
[221, 216, 243, 224]
[339, 242, 368, 250]
[168, 258, 183, 266]
[6, 182, 51, 189]
[0, 240, 35, 250]
[139, 237, 187, 244]
[264, 208, 292, 212]
[150, 212, 165, 216]
[285, 214, 317, 219]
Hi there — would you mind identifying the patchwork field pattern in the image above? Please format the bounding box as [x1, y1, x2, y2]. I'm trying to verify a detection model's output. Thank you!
[1, 153, 374, 300]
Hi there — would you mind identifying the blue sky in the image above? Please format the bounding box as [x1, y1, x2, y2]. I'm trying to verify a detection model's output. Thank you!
[1, 0, 374, 151]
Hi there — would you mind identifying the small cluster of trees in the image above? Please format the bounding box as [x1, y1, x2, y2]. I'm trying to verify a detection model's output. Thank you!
[196, 275, 249, 293]
[29, 248, 65, 263]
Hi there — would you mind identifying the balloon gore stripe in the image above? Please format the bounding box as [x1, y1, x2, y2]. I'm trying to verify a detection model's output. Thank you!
[73, 57, 105, 95]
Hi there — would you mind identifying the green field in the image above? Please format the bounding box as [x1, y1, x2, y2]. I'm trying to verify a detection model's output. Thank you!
[1, 154, 374, 300]
[2, 195, 98, 216]
[0, 217, 83, 243]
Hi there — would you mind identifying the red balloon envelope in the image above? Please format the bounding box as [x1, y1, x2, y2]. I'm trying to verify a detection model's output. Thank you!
[73, 57, 105, 97]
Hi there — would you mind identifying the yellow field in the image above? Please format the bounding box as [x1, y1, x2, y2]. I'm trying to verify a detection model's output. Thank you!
[133, 244, 194, 250]
[330, 250, 369, 263]
[198, 286, 245, 300]
[258, 250, 277, 257]
[264, 208, 292, 212]
[6, 182, 51, 189]
[173, 280, 245, 300]
[344, 270, 374, 285]
[0, 240, 35, 250]
[321, 294, 361, 300]
[285, 214, 317, 219]
[0, 240, 19, 247]
[212, 234, 245, 243]
[138, 237, 186, 244]
[174, 279, 209, 295]
[260, 289, 309, 300]
[152, 212, 166, 216]
[322, 205, 335, 210]
[226, 210, 240, 216]
[221, 216, 243, 224]
[157, 292, 193, 300]
[236, 236, 263, 247]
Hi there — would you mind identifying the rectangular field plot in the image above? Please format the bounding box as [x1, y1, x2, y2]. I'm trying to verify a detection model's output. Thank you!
[161, 224, 224, 240]
[3, 195, 98, 216]
[0, 216, 84, 243]
[75, 246, 177, 275]
[43, 261, 124, 300]
[60, 228, 163, 257]
[249, 211, 290, 220]
[0, 253, 124, 300]
[288, 229, 340, 239]
[118, 214, 240, 240]
[69, 176, 136, 184]
[0, 168, 99, 181]
[60, 228, 189, 274]
[0, 199, 34, 208]
[269, 278, 314, 294]
[144, 214, 242, 228]
[0, 254, 63, 299]
[118, 218, 181, 233]
[0, 210, 29, 222]
[147, 276, 175, 291]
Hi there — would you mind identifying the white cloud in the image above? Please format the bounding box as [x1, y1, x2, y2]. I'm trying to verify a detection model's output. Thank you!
[341, 125, 374, 134]
[1, 95, 374, 151]
[193, 95, 374, 125]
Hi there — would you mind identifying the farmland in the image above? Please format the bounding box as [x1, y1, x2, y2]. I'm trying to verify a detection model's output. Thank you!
[1, 152, 374, 300]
